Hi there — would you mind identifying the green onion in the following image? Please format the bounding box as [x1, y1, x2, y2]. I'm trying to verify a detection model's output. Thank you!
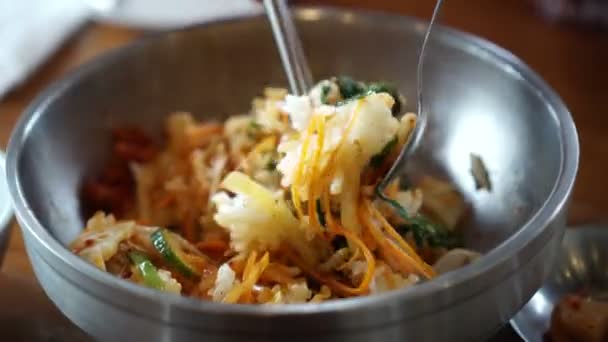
[332, 77, 402, 115]
[315, 199, 326, 227]
[151, 229, 200, 278]
[320, 84, 331, 104]
[265, 158, 277, 171]
[337, 76, 366, 100]
[128, 251, 166, 290]
[247, 121, 262, 138]
[375, 188, 461, 249]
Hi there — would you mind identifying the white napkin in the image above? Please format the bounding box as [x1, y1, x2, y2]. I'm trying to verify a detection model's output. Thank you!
[0, 0, 90, 99]
[92, 0, 263, 29]
[0, 0, 262, 99]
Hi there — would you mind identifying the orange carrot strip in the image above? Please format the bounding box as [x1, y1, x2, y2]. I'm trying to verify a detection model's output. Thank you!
[368, 201, 436, 278]
[196, 240, 230, 254]
[155, 193, 175, 209]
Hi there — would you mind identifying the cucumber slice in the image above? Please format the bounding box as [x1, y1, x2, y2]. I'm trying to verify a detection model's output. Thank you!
[128, 251, 165, 290]
[151, 229, 200, 278]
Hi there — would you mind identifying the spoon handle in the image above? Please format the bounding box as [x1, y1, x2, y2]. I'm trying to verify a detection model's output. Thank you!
[264, 0, 313, 95]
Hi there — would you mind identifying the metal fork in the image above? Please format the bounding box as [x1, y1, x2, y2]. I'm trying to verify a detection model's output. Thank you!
[264, 0, 445, 195]
[376, 0, 445, 198]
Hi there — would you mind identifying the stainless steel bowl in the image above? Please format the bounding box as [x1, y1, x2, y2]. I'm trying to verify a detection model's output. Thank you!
[511, 225, 608, 342]
[6, 6, 579, 342]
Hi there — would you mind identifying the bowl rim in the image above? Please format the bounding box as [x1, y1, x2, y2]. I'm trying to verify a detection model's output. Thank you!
[0, 152, 13, 227]
[6, 5, 579, 327]
[0, 152, 14, 260]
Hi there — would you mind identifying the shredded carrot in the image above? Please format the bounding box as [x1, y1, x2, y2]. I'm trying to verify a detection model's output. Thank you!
[288, 232, 374, 297]
[186, 123, 223, 148]
[307, 115, 326, 234]
[279, 112, 289, 124]
[243, 251, 258, 279]
[155, 193, 175, 209]
[288, 209, 375, 297]
[240, 290, 254, 304]
[228, 257, 246, 275]
[359, 200, 435, 279]
[238, 251, 259, 304]
[196, 239, 229, 254]
[223, 251, 269, 304]
[252, 135, 277, 154]
[358, 202, 416, 275]
[259, 263, 298, 284]
[182, 253, 208, 275]
[295, 100, 362, 228]
[361, 223, 378, 251]
[315, 100, 364, 233]
[310, 285, 332, 302]
[336, 228, 375, 292]
[369, 202, 435, 278]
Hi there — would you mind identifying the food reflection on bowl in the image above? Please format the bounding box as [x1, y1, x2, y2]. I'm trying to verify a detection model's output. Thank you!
[549, 293, 608, 341]
[6, 6, 578, 342]
[512, 225, 608, 342]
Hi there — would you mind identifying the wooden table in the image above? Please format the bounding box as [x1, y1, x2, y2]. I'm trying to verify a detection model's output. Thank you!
[0, 0, 605, 340]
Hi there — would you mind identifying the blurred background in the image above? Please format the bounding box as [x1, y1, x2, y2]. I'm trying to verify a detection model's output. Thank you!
[0, 0, 606, 340]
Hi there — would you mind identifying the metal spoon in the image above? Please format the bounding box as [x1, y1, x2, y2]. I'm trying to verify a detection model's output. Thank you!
[263, 0, 313, 96]
[376, 0, 444, 199]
